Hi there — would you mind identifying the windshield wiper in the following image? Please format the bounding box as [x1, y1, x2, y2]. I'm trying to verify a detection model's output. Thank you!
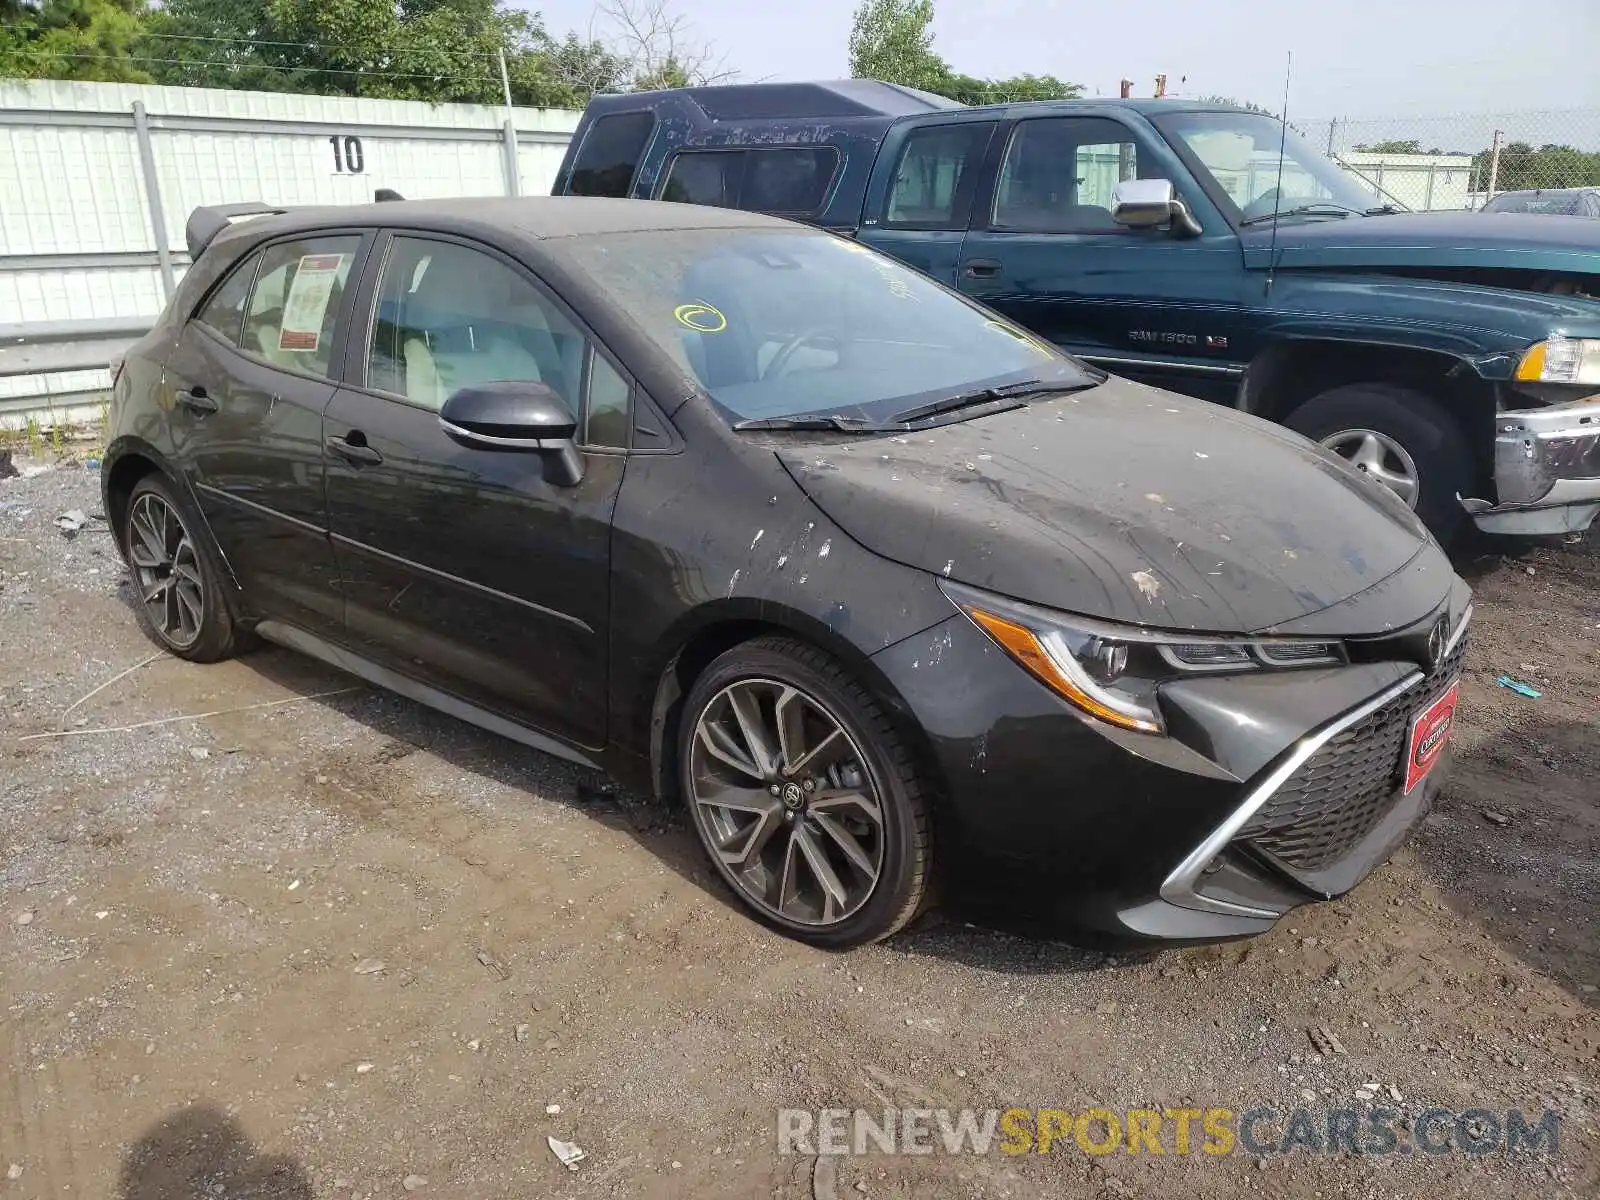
[1363, 204, 1402, 215]
[733, 414, 908, 432]
[1239, 203, 1362, 227]
[889, 378, 1079, 426]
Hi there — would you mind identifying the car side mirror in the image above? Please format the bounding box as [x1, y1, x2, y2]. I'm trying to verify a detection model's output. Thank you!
[439, 381, 585, 486]
[1111, 178, 1202, 238]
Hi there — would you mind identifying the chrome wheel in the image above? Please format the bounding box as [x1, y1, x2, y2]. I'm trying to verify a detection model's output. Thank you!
[688, 678, 885, 927]
[1320, 428, 1421, 509]
[127, 491, 205, 649]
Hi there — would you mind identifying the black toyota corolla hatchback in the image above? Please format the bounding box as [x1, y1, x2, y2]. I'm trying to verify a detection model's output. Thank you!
[104, 196, 1471, 948]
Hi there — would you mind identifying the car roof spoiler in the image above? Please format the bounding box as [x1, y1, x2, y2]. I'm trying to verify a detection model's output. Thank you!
[184, 202, 294, 262]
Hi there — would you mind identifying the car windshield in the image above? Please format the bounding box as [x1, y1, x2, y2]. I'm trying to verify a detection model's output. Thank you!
[551, 228, 1095, 426]
[1482, 191, 1582, 215]
[1154, 111, 1384, 225]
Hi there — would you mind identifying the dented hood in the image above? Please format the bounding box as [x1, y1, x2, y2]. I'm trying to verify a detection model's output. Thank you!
[777, 378, 1433, 634]
[1240, 211, 1600, 275]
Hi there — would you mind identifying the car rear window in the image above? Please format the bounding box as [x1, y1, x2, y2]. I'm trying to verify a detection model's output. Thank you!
[567, 112, 656, 198]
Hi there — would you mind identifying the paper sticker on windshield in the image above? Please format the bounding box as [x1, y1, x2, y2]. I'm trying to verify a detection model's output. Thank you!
[675, 302, 727, 333]
[278, 253, 346, 352]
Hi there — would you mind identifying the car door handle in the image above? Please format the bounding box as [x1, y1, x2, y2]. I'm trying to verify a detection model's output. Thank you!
[326, 434, 383, 466]
[177, 386, 218, 415]
[962, 258, 1004, 278]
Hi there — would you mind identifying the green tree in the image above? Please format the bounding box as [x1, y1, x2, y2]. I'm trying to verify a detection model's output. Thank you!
[0, 0, 152, 82]
[847, 0, 945, 94]
[942, 71, 1080, 105]
[1474, 141, 1600, 192]
[137, 0, 615, 106]
[846, 0, 1079, 105]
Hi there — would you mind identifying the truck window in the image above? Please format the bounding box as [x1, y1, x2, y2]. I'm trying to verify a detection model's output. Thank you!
[993, 118, 1144, 233]
[567, 112, 656, 198]
[883, 123, 994, 229]
[661, 147, 841, 215]
[662, 151, 743, 207]
[743, 148, 840, 214]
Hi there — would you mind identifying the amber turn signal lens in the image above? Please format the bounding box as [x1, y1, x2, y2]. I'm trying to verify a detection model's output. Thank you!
[962, 606, 1161, 733]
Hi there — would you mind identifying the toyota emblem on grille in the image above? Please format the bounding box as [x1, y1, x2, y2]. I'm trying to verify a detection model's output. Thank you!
[1426, 617, 1449, 671]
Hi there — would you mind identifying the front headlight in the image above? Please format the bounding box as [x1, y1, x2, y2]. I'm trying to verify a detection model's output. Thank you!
[1516, 337, 1600, 386]
[944, 581, 1344, 735]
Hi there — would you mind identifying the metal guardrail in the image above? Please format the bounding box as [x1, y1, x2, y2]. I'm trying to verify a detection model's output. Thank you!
[0, 317, 152, 380]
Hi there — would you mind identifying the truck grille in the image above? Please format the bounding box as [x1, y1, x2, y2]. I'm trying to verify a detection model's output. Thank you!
[1237, 638, 1466, 872]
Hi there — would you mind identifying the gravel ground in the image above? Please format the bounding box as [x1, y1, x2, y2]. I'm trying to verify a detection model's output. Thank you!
[1, 450, 1595, 1200]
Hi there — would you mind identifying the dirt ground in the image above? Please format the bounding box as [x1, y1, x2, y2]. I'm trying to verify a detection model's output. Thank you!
[1, 451, 1595, 1200]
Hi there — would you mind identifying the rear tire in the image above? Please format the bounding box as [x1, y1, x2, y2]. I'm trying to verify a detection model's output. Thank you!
[119, 474, 245, 662]
[678, 635, 932, 948]
[1284, 383, 1474, 546]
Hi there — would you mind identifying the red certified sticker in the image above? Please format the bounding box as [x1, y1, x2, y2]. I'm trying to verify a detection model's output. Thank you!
[1404, 680, 1460, 795]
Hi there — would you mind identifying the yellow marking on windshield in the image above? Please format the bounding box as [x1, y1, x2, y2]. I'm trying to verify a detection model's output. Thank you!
[675, 302, 727, 333]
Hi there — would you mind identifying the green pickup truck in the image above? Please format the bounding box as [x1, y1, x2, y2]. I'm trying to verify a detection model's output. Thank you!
[553, 81, 1600, 544]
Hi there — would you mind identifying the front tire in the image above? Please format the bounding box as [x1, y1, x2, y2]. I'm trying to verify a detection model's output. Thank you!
[119, 474, 244, 662]
[678, 635, 932, 948]
[1284, 383, 1474, 546]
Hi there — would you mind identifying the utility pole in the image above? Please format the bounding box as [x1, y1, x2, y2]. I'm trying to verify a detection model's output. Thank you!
[1486, 128, 1503, 201]
[497, 49, 520, 197]
[1326, 116, 1337, 157]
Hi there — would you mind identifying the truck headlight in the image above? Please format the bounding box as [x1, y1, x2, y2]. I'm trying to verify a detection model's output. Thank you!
[1516, 337, 1600, 386]
[943, 581, 1344, 735]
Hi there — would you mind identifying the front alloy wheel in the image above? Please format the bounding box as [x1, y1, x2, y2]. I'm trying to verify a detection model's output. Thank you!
[1319, 428, 1420, 509]
[690, 678, 885, 926]
[680, 637, 931, 947]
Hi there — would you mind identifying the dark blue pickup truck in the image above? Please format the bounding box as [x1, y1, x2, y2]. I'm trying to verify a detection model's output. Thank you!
[553, 80, 1600, 544]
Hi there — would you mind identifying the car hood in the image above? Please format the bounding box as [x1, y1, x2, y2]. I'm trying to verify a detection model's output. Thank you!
[776, 378, 1433, 634]
[1240, 211, 1600, 275]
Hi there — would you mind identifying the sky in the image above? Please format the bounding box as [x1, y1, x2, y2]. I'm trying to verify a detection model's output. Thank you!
[527, 0, 1600, 125]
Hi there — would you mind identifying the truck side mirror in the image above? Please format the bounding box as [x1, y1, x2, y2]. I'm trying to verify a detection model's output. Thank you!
[1112, 179, 1202, 238]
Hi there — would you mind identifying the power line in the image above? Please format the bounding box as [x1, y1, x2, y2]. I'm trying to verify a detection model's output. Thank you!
[135, 29, 508, 60]
[33, 51, 501, 84]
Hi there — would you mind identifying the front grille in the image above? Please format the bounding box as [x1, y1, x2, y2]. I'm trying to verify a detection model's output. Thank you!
[1237, 637, 1466, 872]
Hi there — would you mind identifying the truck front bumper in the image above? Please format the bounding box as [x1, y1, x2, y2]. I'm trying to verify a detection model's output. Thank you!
[1462, 393, 1600, 535]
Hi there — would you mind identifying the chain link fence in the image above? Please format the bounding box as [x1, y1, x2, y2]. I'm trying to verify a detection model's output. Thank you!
[1298, 109, 1600, 212]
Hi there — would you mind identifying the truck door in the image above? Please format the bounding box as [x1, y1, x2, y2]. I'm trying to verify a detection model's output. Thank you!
[957, 112, 1252, 405]
[857, 114, 998, 288]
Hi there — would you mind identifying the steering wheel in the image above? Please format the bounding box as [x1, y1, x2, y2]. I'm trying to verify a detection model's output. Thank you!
[763, 328, 839, 379]
[1240, 188, 1283, 222]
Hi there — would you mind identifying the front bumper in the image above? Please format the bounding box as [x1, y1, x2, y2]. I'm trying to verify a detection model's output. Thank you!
[871, 590, 1470, 947]
[1463, 393, 1600, 535]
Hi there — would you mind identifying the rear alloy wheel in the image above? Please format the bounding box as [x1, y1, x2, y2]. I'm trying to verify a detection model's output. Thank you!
[120, 475, 244, 662]
[1284, 383, 1475, 546]
[680, 637, 931, 947]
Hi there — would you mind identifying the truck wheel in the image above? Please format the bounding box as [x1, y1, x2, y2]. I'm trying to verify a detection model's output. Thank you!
[1284, 384, 1473, 545]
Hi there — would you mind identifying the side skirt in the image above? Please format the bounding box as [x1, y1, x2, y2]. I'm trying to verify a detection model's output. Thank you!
[253, 619, 600, 770]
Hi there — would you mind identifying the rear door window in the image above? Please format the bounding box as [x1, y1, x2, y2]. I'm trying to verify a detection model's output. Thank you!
[883, 122, 995, 229]
[240, 236, 361, 379]
[194, 252, 260, 346]
[567, 112, 656, 198]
